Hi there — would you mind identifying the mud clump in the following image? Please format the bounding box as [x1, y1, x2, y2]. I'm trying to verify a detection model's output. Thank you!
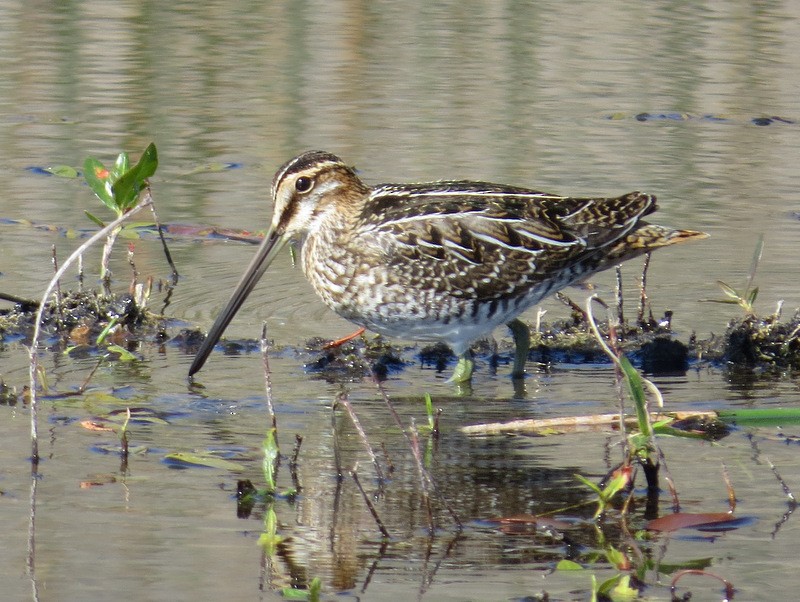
[700, 313, 800, 370]
[0, 290, 163, 350]
[304, 334, 407, 381]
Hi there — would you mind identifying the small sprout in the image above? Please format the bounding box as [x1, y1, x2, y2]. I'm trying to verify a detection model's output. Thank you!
[576, 465, 632, 518]
[702, 235, 763, 315]
[84, 143, 158, 219]
[258, 507, 283, 554]
[262, 427, 279, 493]
[82, 143, 159, 286]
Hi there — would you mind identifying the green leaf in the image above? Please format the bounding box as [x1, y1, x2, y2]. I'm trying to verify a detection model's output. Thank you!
[45, 165, 79, 178]
[96, 317, 119, 345]
[575, 473, 602, 495]
[111, 143, 158, 211]
[717, 281, 742, 301]
[281, 579, 322, 601]
[619, 356, 650, 436]
[111, 152, 129, 181]
[596, 574, 623, 595]
[259, 507, 283, 554]
[746, 234, 764, 293]
[118, 227, 142, 240]
[608, 574, 638, 601]
[164, 452, 246, 471]
[106, 345, 139, 362]
[83, 157, 116, 210]
[600, 469, 630, 502]
[700, 298, 742, 305]
[262, 428, 279, 491]
[747, 286, 759, 306]
[651, 424, 708, 439]
[717, 407, 800, 427]
[605, 547, 627, 569]
[84, 210, 106, 227]
[556, 559, 584, 571]
[424, 392, 435, 429]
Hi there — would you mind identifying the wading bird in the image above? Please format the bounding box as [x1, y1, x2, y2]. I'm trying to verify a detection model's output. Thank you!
[189, 151, 707, 382]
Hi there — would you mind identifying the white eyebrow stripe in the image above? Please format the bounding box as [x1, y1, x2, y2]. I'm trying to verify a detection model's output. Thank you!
[311, 178, 344, 196]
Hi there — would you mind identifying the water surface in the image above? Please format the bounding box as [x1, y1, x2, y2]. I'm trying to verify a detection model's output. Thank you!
[2, 2, 800, 600]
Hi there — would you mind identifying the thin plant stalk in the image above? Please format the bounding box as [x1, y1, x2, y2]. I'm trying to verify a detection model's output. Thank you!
[585, 294, 668, 495]
[373, 377, 462, 530]
[27, 460, 40, 599]
[586, 295, 664, 411]
[638, 253, 651, 326]
[51, 244, 63, 327]
[100, 226, 121, 296]
[28, 191, 153, 468]
[337, 392, 385, 482]
[409, 418, 435, 533]
[260, 323, 277, 432]
[148, 200, 179, 283]
[350, 464, 390, 539]
[615, 265, 624, 334]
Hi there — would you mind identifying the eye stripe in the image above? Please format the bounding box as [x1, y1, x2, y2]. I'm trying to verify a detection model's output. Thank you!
[272, 151, 344, 192]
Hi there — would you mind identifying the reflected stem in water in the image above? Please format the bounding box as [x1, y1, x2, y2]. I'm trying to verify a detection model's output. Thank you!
[374, 376, 463, 531]
[27, 471, 40, 602]
[350, 466, 390, 539]
[419, 531, 463, 599]
[335, 392, 385, 482]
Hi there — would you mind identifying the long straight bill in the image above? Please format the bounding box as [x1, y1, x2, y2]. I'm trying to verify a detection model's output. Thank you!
[188, 229, 288, 376]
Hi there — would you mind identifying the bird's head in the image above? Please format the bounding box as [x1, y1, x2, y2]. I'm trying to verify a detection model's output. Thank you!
[270, 150, 368, 240]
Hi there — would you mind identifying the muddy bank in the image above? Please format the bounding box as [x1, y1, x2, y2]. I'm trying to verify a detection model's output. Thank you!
[4, 289, 799, 383]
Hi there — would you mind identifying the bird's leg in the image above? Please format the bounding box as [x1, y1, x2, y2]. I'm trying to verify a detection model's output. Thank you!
[507, 318, 530, 379]
[448, 350, 475, 383]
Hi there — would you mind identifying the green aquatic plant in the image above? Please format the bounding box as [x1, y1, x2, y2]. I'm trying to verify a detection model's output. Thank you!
[585, 295, 663, 480]
[262, 427, 279, 493]
[83, 143, 158, 289]
[575, 465, 633, 520]
[703, 235, 763, 315]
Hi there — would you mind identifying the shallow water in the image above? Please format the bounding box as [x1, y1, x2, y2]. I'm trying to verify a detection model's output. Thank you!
[2, 2, 800, 600]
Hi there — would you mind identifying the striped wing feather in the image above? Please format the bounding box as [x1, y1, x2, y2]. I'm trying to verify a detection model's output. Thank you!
[358, 182, 656, 300]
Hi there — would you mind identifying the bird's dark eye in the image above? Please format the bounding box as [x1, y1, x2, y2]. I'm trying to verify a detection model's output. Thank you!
[295, 176, 314, 193]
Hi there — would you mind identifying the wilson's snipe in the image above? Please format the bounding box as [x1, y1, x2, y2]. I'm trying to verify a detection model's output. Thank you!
[189, 151, 707, 382]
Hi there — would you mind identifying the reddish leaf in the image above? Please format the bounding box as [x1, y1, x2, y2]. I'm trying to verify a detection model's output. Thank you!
[491, 513, 575, 531]
[646, 512, 737, 532]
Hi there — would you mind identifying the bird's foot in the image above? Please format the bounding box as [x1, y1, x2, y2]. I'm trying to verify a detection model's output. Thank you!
[447, 353, 475, 384]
